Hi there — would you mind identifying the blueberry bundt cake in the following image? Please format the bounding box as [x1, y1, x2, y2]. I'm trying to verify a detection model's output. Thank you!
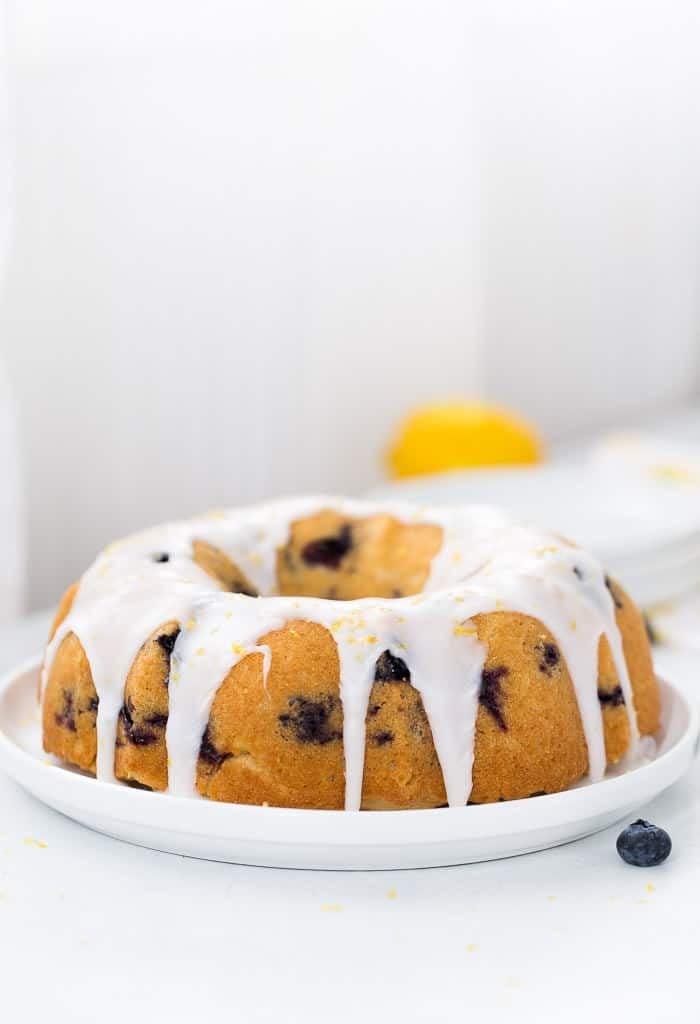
[40, 498, 660, 810]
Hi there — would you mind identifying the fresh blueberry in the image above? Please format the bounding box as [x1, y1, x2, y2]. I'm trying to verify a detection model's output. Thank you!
[616, 819, 672, 867]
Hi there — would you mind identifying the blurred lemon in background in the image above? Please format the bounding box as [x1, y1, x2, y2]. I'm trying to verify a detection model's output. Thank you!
[387, 401, 543, 479]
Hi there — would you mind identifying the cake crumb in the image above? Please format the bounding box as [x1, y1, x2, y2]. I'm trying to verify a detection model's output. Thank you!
[24, 837, 47, 849]
[320, 903, 343, 913]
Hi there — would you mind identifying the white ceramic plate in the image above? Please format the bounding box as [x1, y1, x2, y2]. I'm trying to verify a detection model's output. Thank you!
[0, 656, 696, 870]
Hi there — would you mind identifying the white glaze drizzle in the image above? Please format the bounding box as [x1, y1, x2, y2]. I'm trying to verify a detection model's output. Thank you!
[40, 497, 641, 807]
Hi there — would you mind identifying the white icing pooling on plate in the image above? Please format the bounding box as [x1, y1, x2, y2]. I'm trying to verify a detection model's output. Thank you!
[40, 497, 641, 808]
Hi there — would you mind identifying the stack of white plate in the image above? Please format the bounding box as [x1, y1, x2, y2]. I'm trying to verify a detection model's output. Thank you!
[370, 434, 700, 608]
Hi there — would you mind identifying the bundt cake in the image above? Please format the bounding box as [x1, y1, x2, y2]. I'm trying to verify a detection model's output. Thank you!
[40, 498, 660, 810]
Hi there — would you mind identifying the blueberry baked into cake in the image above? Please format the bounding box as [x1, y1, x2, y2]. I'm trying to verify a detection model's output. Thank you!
[41, 498, 660, 810]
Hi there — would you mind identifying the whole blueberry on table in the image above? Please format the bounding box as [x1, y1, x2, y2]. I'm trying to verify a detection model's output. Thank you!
[616, 819, 672, 867]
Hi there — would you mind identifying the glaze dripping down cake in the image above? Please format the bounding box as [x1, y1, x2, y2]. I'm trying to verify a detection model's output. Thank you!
[41, 498, 660, 810]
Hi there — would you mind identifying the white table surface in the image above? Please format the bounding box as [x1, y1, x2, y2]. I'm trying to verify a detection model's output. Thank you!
[0, 611, 697, 1023]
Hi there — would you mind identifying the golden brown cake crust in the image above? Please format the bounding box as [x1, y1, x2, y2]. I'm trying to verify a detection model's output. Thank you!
[41, 507, 661, 808]
[191, 539, 258, 596]
[42, 631, 98, 773]
[113, 621, 180, 791]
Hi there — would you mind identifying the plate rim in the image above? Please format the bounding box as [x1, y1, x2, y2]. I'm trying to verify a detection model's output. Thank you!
[0, 653, 697, 851]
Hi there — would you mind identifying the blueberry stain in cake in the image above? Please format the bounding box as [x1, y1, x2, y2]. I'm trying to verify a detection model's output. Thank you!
[598, 685, 625, 707]
[144, 712, 169, 727]
[156, 629, 180, 657]
[300, 524, 353, 569]
[278, 695, 342, 745]
[536, 641, 560, 676]
[119, 699, 158, 746]
[199, 725, 232, 768]
[371, 730, 394, 746]
[88, 696, 99, 713]
[644, 613, 659, 646]
[55, 689, 77, 732]
[605, 575, 624, 609]
[479, 666, 509, 731]
[374, 650, 410, 683]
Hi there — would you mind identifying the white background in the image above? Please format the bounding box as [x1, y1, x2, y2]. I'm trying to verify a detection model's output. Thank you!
[1, 1, 700, 608]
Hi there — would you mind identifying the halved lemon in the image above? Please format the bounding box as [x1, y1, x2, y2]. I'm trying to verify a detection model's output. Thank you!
[387, 401, 543, 479]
